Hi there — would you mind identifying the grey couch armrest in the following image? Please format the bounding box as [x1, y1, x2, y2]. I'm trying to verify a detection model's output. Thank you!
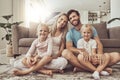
[12, 25, 29, 54]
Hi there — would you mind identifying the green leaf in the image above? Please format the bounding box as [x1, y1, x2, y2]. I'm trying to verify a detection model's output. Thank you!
[6, 23, 12, 28]
[0, 23, 6, 28]
[12, 21, 23, 25]
[2, 15, 13, 21]
[6, 34, 10, 40]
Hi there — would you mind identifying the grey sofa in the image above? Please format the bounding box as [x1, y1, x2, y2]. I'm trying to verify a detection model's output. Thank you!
[12, 22, 120, 55]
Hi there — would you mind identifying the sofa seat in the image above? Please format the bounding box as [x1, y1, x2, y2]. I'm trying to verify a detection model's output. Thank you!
[19, 38, 36, 47]
[101, 39, 120, 48]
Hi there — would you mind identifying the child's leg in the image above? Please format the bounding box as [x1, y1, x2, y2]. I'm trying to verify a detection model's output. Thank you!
[92, 53, 110, 79]
[13, 56, 52, 76]
[108, 52, 120, 66]
[95, 53, 110, 72]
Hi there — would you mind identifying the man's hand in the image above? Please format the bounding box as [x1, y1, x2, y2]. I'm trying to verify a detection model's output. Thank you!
[96, 54, 105, 65]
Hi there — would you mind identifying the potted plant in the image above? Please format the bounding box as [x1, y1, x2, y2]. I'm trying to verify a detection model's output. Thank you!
[0, 14, 23, 56]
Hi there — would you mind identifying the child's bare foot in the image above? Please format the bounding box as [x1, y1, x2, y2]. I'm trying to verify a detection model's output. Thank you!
[38, 69, 53, 76]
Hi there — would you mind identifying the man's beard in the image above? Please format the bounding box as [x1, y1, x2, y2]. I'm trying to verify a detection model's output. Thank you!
[71, 19, 80, 26]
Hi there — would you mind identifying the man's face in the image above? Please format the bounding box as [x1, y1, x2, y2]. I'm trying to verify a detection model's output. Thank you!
[69, 12, 80, 26]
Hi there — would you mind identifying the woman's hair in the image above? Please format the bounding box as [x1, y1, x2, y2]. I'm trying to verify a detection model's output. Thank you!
[81, 24, 93, 34]
[51, 13, 68, 41]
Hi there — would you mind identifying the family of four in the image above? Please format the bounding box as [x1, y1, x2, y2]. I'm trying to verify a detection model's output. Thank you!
[12, 9, 120, 80]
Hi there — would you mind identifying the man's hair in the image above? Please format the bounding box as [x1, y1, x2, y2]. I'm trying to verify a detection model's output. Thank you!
[67, 9, 80, 19]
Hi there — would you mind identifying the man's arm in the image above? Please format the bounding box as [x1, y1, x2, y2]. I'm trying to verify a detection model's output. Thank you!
[66, 41, 81, 54]
[94, 36, 103, 54]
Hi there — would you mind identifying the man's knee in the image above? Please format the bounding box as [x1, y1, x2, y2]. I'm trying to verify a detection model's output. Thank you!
[104, 53, 110, 60]
[62, 49, 72, 58]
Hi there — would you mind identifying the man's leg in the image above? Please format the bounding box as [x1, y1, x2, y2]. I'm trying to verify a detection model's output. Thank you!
[62, 49, 86, 70]
[77, 54, 96, 72]
[108, 52, 120, 66]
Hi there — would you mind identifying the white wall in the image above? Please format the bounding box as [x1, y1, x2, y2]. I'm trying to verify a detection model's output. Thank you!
[0, 0, 25, 50]
[109, 0, 120, 27]
[13, 0, 25, 26]
[0, 0, 12, 49]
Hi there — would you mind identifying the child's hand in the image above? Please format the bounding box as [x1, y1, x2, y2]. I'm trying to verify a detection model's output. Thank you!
[82, 51, 90, 62]
[26, 57, 33, 66]
[31, 57, 38, 65]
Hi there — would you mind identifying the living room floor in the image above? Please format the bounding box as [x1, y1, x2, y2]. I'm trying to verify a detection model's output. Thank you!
[0, 52, 120, 80]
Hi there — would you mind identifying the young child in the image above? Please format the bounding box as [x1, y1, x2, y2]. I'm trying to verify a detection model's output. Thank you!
[77, 24, 120, 80]
[13, 23, 53, 76]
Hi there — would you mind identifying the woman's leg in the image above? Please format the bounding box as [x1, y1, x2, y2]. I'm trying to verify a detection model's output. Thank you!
[38, 68, 53, 76]
[45, 57, 68, 70]
[38, 68, 64, 76]
[13, 56, 52, 76]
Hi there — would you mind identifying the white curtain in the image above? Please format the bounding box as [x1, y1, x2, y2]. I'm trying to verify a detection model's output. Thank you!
[26, 0, 51, 24]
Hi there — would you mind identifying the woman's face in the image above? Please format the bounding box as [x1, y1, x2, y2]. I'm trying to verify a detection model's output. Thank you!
[57, 15, 68, 29]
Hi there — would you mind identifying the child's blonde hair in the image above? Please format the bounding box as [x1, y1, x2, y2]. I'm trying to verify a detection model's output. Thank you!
[37, 23, 49, 36]
[81, 24, 93, 34]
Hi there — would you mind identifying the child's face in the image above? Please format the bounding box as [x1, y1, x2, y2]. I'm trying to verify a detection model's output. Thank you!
[38, 26, 49, 39]
[57, 15, 68, 29]
[82, 28, 92, 41]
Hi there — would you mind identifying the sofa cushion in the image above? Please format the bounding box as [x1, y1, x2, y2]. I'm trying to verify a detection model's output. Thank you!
[109, 26, 120, 39]
[29, 22, 39, 38]
[92, 22, 108, 39]
[19, 38, 36, 47]
[101, 39, 120, 48]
